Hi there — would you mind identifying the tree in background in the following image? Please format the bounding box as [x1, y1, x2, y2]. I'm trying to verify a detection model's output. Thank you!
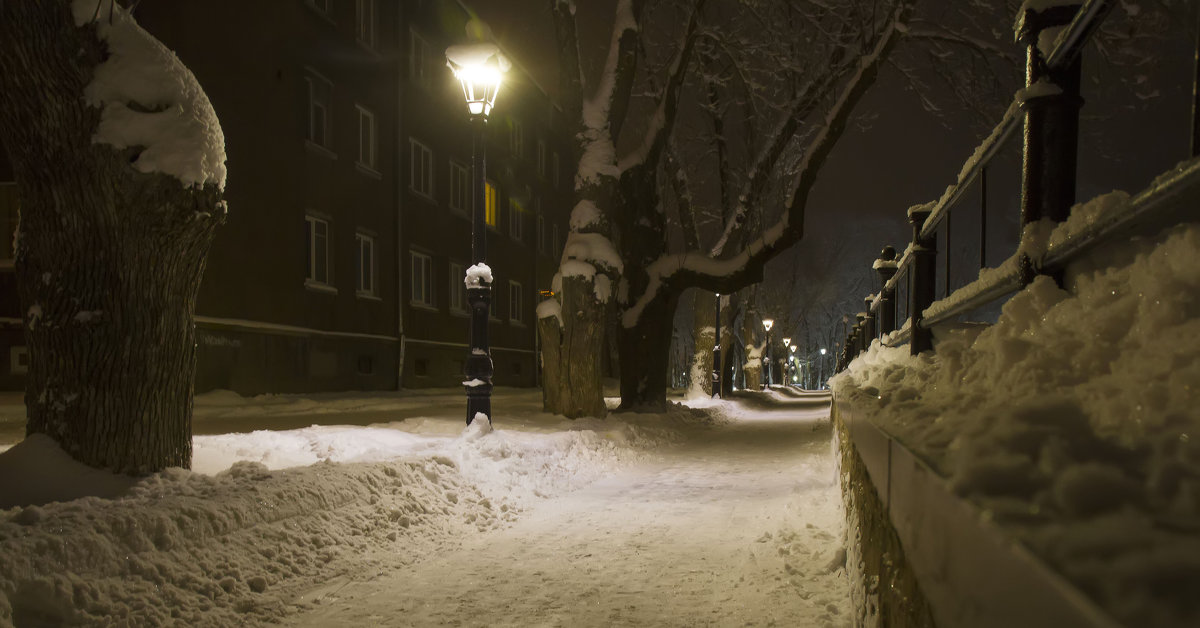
[536, 0, 1185, 414]
[0, 0, 226, 473]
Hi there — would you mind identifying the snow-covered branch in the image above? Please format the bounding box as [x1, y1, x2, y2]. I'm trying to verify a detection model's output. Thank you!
[622, 0, 916, 329]
[617, 0, 708, 173]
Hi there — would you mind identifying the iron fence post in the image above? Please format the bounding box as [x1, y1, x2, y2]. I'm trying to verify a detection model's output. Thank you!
[908, 205, 936, 355]
[1016, 3, 1084, 284]
[875, 246, 898, 337]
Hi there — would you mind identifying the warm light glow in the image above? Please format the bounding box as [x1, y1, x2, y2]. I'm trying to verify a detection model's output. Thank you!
[453, 65, 502, 117]
[447, 46, 507, 118]
[820, 348, 827, 355]
[782, 337, 791, 347]
[789, 344, 797, 353]
[762, 318, 774, 332]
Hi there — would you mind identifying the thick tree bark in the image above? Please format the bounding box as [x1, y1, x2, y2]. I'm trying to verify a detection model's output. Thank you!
[0, 1, 225, 474]
[742, 301, 763, 391]
[687, 290, 715, 396]
[617, 291, 678, 412]
[539, 275, 608, 418]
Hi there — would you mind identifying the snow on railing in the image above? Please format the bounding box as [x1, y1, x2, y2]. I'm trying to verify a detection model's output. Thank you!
[837, 0, 1125, 372]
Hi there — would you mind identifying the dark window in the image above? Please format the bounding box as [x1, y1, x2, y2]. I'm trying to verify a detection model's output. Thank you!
[357, 355, 375, 375]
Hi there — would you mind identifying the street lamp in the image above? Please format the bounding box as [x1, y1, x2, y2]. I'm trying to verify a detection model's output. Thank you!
[761, 318, 774, 388]
[447, 42, 508, 425]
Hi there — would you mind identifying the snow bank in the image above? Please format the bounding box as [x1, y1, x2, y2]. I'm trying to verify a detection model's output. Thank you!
[0, 396, 688, 625]
[72, 0, 227, 190]
[833, 221, 1200, 627]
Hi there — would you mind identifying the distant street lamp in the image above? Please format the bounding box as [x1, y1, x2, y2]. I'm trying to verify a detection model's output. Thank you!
[762, 318, 774, 388]
[447, 42, 507, 425]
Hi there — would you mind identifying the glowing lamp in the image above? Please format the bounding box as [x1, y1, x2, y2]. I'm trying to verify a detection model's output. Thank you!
[446, 43, 508, 118]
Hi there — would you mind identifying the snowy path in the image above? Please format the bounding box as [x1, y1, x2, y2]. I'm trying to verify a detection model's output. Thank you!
[287, 393, 849, 628]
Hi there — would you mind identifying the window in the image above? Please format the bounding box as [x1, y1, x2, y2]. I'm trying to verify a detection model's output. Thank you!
[449, 161, 469, 213]
[357, 355, 375, 375]
[536, 214, 545, 255]
[537, 139, 547, 178]
[449, 261, 468, 313]
[509, 281, 525, 325]
[355, 233, 375, 295]
[305, 216, 330, 284]
[410, 31, 430, 84]
[306, 73, 332, 148]
[485, 181, 497, 227]
[355, 0, 376, 48]
[9, 346, 28, 375]
[509, 199, 524, 242]
[356, 106, 376, 169]
[410, 139, 433, 198]
[510, 120, 523, 157]
[0, 183, 17, 263]
[410, 250, 433, 306]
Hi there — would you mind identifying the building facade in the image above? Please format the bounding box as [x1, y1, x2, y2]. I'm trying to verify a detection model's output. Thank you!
[0, 0, 572, 394]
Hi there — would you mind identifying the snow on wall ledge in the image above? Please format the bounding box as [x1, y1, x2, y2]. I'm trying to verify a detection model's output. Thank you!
[72, 0, 228, 190]
[832, 221, 1200, 628]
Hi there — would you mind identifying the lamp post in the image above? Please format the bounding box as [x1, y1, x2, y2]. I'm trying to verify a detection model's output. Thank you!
[448, 43, 507, 425]
[713, 293, 722, 398]
[762, 318, 774, 388]
[781, 337, 791, 386]
[818, 347, 827, 389]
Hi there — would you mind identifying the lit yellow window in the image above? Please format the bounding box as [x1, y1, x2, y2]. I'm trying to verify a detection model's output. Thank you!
[485, 181, 497, 227]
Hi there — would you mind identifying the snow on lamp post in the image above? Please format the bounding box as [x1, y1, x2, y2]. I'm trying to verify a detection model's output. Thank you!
[762, 318, 774, 388]
[447, 42, 508, 426]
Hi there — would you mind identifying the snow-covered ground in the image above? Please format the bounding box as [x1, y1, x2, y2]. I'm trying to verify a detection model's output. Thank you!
[0, 388, 848, 627]
[833, 220, 1200, 627]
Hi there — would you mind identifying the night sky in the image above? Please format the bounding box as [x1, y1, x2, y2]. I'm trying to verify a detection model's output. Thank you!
[467, 0, 1193, 327]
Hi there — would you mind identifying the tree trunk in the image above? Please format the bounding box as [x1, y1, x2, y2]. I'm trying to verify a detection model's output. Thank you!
[687, 290, 715, 397]
[538, 275, 608, 418]
[618, 291, 678, 412]
[0, 1, 225, 474]
[720, 295, 738, 397]
[742, 306, 763, 391]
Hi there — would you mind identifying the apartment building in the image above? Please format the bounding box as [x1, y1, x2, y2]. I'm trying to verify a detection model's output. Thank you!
[0, 0, 572, 394]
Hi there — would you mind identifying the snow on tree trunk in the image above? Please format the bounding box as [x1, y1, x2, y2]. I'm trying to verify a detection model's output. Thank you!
[538, 274, 609, 419]
[0, 1, 226, 474]
[687, 290, 715, 398]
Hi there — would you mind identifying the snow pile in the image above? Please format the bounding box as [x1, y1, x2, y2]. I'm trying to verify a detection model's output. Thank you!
[0, 399, 680, 626]
[833, 221, 1200, 627]
[72, 0, 227, 189]
[0, 455, 504, 626]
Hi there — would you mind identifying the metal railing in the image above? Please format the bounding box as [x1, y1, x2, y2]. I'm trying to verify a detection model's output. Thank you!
[837, 0, 1199, 371]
